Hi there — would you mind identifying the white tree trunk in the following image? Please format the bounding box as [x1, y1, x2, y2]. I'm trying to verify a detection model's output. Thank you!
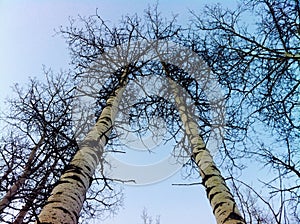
[169, 79, 245, 224]
[36, 72, 128, 224]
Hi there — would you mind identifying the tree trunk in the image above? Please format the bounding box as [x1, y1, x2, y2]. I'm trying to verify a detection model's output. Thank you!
[169, 78, 245, 224]
[36, 71, 128, 224]
[13, 153, 60, 224]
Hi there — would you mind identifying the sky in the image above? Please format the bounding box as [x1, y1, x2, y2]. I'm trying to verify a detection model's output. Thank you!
[0, 1, 243, 223]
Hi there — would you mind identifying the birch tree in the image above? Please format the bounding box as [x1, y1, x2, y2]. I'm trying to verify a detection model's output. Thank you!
[36, 69, 129, 223]
[149, 36, 245, 222]
[190, 0, 300, 222]
[0, 70, 121, 224]
[38, 6, 247, 223]
[4, 3, 297, 223]
[166, 73, 245, 224]
[36, 9, 180, 223]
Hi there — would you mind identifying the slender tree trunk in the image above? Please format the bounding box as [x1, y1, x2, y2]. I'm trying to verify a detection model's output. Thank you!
[36, 70, 128, 224]
[13, 180, 44, 224]
[0, 135, 45, 213]
[168, 78, 245, 224]
[13, 152, 60, 224]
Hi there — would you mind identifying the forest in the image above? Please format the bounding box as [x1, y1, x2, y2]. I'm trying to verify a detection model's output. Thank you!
[0, 1, 299, 223]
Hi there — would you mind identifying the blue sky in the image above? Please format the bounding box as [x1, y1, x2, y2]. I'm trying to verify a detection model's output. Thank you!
[0, 1, 242, 223]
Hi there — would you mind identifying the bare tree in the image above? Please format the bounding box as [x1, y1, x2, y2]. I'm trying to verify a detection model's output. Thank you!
[36, 8, 176, 223]
[0, 69, 121, 223]
[168, 74, 244, 223]
[190, 0, 300, 222]
[4, 2, 297, 223]
[140, 208, 160, 224]
[45, 5, 248, 224]
[0, 70, 77, 223]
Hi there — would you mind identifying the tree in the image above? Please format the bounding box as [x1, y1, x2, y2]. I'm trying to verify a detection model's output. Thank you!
[0, 70, 78, 223]
[140, 208, 160, 224]
[3, 2, 298, 223]
[36, 6, 244, 224]
[36, 9, 179, 223]
[191, 0, 300, 222]
[167, 72, 244, 223]
[0, 69, 121, 224]
[36, 68, 129, 223]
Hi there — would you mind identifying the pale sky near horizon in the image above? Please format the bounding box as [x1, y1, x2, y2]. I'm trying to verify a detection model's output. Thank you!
[0, 1, 243, 223]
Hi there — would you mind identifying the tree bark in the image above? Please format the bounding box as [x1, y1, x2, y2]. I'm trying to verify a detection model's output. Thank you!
[169, 78, 245, 224]
[36, 70, 128, 224]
